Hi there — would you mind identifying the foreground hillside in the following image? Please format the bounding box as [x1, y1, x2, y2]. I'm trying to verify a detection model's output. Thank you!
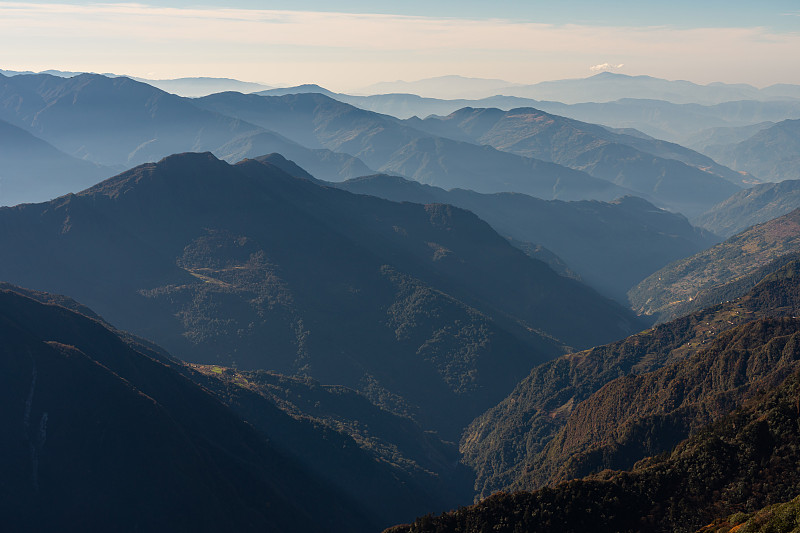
[463, 258, 800, 497]
[389, 362, 800, 533]
[630, 208, 800, 322]
[0, 152, 640, 438]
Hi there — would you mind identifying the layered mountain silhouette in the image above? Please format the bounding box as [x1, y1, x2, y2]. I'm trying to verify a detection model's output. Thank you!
[0, 119, 110, 205]
[684, 121, 774, 154]
[0, 72, 259, 166]
[0, 73, 371, 183]
[410, 107, 744, 215]
[501, 72, 800, 105]
[337, 173, 716, 301]
[356, 75, 517, 100]
[520, 98, 800, 146]
[630, 208, 800, 322]
[462, 258, 800, 498]
[194, 91, 634, 201]
[696, 179, 800, 238]
[0, 288, 377, 532]
[0, 152, 640, 438]
[704, 119, 800, 182]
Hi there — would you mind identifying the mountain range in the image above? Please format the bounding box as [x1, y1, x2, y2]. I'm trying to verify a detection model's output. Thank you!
[336, 173, 717, 301]
[5, 66, 800, 532]
[0, 72, 376, 196]
[0, 152, 640, 439]
[196, 91, 750, 215]
[0, 69, 272, 97]
[194, 91, 638, 202]
[263, 84, 800, 151]
[408, 106, 745, 215]
[500, 72, 800, 105]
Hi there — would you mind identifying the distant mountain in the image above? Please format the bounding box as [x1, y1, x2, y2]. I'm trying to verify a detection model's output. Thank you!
[214, 129, 375, 180]
[309, 91, 800, 143]
[194, 91, 634, 201]
[338, 174, 717, 301]
[462, 259, 800, 498]
[695, 179, 800, 238]
[683, 121, 774, 154]
[0, 72, 370, 181]
[411, 106, 744, 215]
[0, 119, 111, 205]
[501, 72, 800, 105]
[136, 76, 272, 97]
[629, 208, 800, 322]
[0, 72, 261, 166]
[255, 84, 338, 97]
[0, 69, 272, 97]
[0, 288, 374, 532]
[356, 75, 518, 99]
[528, 98, 800, 146]
[704, 119, 800, 182]
[0, 68, 97, 78]
[0, 152, 640, 439]
[390, 362, 800, 533]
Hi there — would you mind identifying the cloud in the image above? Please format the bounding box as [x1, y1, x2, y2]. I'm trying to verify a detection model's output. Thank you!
[590, 63, 624, 72]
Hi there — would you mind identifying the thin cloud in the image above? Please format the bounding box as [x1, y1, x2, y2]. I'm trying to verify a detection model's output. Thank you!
[590, 63, 624, 72]
[0, 2, 798, 89]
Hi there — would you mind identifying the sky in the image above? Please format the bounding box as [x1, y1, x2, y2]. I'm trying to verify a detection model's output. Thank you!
[1, 1, 798, 91]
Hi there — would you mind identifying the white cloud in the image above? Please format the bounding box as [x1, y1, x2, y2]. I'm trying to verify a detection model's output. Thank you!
[590, 63, 624, 72]
[0, 2, 798, 90]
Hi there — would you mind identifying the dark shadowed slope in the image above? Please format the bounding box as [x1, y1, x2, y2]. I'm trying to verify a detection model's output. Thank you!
[0, 285, 475, 529]
[338, 174, 717, 301]
[0, 152, 640, 438]
[0, 119, 110, 206]
[0, 289, 374, 533]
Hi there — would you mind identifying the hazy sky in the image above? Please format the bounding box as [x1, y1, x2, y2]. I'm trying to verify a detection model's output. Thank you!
[1, 1, 798, 91]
